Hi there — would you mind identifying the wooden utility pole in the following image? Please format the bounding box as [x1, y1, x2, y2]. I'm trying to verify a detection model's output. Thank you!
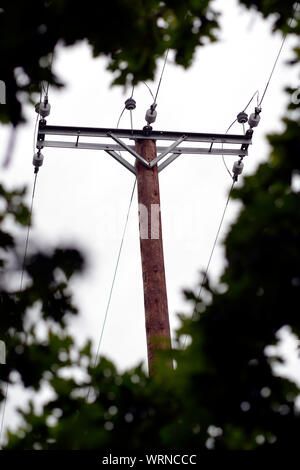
[135, 139, 171, 374]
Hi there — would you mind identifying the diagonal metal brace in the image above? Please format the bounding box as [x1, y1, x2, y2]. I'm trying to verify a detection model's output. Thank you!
[108, 132, 149, 168]
[149, 135, 187, 168]
[105, 150, 136, 175]
[158, 153, 181, 173]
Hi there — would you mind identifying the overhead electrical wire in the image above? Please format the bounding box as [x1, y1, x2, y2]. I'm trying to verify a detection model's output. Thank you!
[221, 118, 237, 179]
[258, 2, 298, 108]
[0, 91, 42, 447]
[221, 1, 298, 180]
[87, 87, 137, 400]
[242, 90, 260, 112]
[144, 49, 170, 127]
[143, 81, 155, 101]
[183, 4, 299, 349]
[89, 51, 171, 383]
[87, 178, 136, 400]
[196, 179, 235, 302]
[221, 90, 260, 179]
[153, 49, 169, 106]
[182, 180, 235, 348]
[19, 172, 39, 292]
[116, 107, 126, 129]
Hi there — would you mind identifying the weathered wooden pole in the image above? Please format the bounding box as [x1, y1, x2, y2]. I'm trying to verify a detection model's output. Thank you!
[135, 139, 171, 375]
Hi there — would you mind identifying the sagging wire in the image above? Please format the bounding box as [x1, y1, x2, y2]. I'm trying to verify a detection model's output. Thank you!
[153, 48, 169, 106]
[221, 1, 299, 180]
[143, 81, 155, 101]
[188, 101, 260, 344]
[116, 107, 126, 129]
[221, 118, 237, 179]
[144, 48, 169, 128]
[184, 4, 299, 350]
[221, 89, 259, 180]
[258, 1, 299, 108]
[242, 90, 260, 112]
[0, 106, 43, 449]
[19, 172, 39, 292]
[182, 179, 235, 348]
[3, 53, 53, 169]
[0, 71, 51, 446]
[86, 87, 137, 401]
[86, 178, 137, 401]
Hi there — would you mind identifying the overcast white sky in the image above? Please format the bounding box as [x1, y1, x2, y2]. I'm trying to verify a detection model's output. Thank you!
[1, 0, 300, 439]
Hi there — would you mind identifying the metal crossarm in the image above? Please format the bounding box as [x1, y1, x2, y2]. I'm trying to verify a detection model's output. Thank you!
[40, 141, 249, 157]
[36, 122, 252, 174]
[37, 124, 251, 144]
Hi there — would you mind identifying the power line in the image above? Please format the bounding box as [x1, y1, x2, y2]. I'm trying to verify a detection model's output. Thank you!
[143, 81, 155, 101]
[144, 50, 169, 127]
[243, 90, 259, 112]
[259, 3, 298, 107]
[86, 178, 136, 400]
[221, 89, 260, 180]
[184, 4, 298, 349]
[116, 107, 126, 129]
[93, 179, 136, 367]
[20, 172, 39, 292]
[221, 118, 237, 180]
[46, 52, 54, 97]
[0, 168, 38, 448]
[87, 90, 137, 399]
[153, 49, 169, 106]
[259, 39, 287, 107]
[1, 75, 45, 445]
[182, 180, 235, 348]
[221, 2, 298, 179]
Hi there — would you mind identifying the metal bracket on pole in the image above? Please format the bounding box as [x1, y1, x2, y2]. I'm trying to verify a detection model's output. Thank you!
[36, 123, 253, 174]
[105, 150, 136, 175]
[108, 132, 150, 168]
[149, 135, 187, 168]
[158, 153, 181, 173]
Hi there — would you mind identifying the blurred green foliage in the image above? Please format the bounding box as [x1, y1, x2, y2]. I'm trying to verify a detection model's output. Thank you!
[0, 0, 300, 452]
[0, 0, 220, 125]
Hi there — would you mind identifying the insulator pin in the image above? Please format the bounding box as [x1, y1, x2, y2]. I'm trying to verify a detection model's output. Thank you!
[143, 125, 152, 136]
